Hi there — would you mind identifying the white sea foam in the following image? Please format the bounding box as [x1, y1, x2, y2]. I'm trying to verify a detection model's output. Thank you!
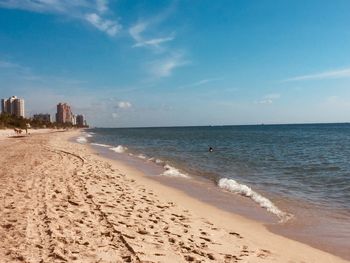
[161, 164, 189, 178]
[148, 157, 164, 164]
[137, 154, 147, 159]
[218, 178, 291, 222]
[155, 158, 164, 164]
[76, 136, 87, 143]
[91, 143, 111, 148]
[110, 145, 127, 153]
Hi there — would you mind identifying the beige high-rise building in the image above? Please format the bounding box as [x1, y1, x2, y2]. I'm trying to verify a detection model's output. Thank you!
[1, 96, 25, 117]
[56, 103, 73, 124]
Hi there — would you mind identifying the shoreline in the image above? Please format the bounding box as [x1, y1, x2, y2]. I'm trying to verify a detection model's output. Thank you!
[85, 131, 350, 260]
[0, 130, 348, 262]
[81, 132, 350, 261]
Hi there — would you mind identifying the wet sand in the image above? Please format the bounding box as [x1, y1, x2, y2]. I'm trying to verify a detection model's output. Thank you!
[0, 130, 348, 262]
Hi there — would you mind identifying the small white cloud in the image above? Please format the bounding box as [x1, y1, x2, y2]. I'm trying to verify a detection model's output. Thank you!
[85, 13, 121, 36]
[283, 68, 350, 82]
[116, 101, 132, 109]
[258, 93, 280, 104]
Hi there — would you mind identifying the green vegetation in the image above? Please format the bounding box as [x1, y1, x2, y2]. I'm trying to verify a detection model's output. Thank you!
[0, 113, 27, 129]
[0, 113, 87, 129]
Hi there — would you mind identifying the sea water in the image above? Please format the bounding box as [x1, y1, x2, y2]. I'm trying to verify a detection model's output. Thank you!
[79, 124, 350, 259]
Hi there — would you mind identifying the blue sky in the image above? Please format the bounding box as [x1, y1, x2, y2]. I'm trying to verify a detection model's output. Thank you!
[1, 0, 350, 127]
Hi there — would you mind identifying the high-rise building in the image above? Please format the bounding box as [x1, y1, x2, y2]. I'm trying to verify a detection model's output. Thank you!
[1, 96, 25, 117]
[56, 103, 73, 124]
[13, 98, 25, 118]
[72, 114, 77, 125]
[0, 99, 5, 113]
[76, 114, 85, 127]
[33, 114, 51, 122]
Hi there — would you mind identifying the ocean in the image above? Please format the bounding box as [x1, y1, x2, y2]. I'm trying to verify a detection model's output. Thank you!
[77, 123, 350, 259]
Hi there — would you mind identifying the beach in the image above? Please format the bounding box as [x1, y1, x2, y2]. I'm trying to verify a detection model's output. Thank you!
[0, 128, 56, 140]
[0, 130, 348, 263]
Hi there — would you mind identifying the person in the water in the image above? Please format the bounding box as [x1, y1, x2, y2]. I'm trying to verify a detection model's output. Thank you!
[208, 147, 213, 152]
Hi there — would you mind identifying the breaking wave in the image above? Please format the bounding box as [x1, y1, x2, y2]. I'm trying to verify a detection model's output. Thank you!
[76, 137, 88, 143]
[161, 164, 189, 178]
[218, 178, 291, 222]
[110, 145, 127, 153]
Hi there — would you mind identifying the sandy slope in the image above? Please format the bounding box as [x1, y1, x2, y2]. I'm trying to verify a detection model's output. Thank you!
[0, 131, 348, 262]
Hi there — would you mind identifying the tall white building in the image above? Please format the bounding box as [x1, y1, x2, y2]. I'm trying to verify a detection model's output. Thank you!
[1, 96, 25, 118]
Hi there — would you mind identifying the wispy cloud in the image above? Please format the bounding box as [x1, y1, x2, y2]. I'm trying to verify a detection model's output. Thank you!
[85, 13, 121, 36]
[0, 0, 121, 37]
[257, 93, 280, 104]
[0, 60, 20, 68]
[148, 52, 189, 79]
[128, 2, 177, 52]
[96, 0, 108, 14]
[129, 21, 174, 51]
[0, 58, 86, 86]
[284, 68, 350, 82]
[178, 78, 223, 89]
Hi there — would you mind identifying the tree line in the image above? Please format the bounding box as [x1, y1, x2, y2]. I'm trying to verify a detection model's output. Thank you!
[0, 113, 87, 129]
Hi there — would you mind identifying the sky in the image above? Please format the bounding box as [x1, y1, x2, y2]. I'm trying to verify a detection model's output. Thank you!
[1, 0, 350, 127]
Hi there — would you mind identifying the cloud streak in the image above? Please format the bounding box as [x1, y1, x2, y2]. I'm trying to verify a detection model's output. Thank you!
[129, 21, 174, 51]
[284, 68, 350, 82]
[178, 78, 223, 89]
[85, 13, 121, 36]
[0, 60, 20, 68]
[0, 58, 86, 86]
[0, 0, 121, 37]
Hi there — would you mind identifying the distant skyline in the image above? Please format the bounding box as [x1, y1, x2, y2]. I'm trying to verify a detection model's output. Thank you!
[1, 0, 350, 127]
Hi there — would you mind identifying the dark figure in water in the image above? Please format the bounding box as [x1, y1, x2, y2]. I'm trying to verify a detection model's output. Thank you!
[209, 147, 214, 152]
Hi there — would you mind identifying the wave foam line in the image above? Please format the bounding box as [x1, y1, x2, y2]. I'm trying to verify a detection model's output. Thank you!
[91, 143, 111, 148]
[218, 178, 292, 222]
[110, 145, 127, 153]
[148, 157, 164, 164]
[161, 164, 189, 178]
[137, 154, 147, 159]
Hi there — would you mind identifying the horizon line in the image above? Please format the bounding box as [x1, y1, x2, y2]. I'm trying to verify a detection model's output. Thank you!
[89, 121, 350, 129]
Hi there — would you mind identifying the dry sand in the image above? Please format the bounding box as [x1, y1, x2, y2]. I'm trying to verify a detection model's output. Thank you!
[0, 128, 56, 140]
[0, 130, 348, 262]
